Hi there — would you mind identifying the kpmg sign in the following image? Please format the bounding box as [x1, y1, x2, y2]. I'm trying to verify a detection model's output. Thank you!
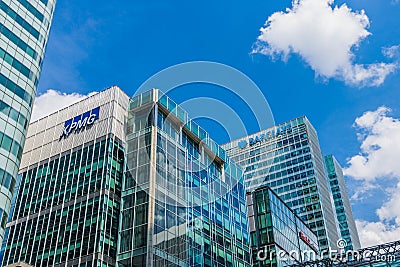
[238, 125, 292, 149]
[60, 107, 100, 140]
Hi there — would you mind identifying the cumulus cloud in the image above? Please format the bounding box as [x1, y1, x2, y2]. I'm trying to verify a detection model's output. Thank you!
[31, 90, 97, 122]
[356, 220, 400, 247]
[345, 107, 400, 181]
[376, 182, 400, 225]
[382, 45, 400, 59]
[252, 0, 397, 87]
[349, 181, 377, 201]
[345, 107, 400, 247]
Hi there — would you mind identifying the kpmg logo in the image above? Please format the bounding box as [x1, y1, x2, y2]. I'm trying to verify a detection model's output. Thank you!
[238, 124, 292, 149]
[60, 107, 100, 140]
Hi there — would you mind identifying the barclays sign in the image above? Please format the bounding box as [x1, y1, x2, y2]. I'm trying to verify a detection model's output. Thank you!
[60, 107, 100, 140]
[238, 125, 292, 149]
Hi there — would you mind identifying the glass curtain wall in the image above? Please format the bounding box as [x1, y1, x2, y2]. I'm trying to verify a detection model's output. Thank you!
[2, 135, 124, 267]
[118, 89, 251, 267]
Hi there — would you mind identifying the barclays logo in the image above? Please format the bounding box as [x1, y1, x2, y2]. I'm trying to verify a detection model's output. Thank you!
[60, 107, 100, 140]
[238, 125, 292, 149]
[238, 140, 247, 149]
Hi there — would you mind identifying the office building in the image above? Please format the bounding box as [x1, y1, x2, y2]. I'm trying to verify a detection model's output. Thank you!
[0, 0, 56, 243]
[2, 87, 251, 267]
[117, 89, 251, 267]
[2, 87, 129, 266]
[222, 117, 340, 252]
[324, 155, 361, 251]
[248, 186, 319, 267]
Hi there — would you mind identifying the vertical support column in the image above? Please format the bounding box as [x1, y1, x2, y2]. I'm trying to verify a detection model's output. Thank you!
[153, 89, 159, 129]
[146, 125, 157, 267]
[221, 163, 225, 183]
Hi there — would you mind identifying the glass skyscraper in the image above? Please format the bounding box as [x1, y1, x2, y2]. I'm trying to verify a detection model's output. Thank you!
[2, 87, 130, 266]
[0, 0, 56, 244]
[2, 87, 252, 267]
[324, 155, 360, 251]
[222, 117, 340, 252]
[117, 89, 251, 267]
[248, 186, 319, 267]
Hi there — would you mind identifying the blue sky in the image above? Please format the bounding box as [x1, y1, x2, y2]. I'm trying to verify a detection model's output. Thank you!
[35, 0, 400, 246]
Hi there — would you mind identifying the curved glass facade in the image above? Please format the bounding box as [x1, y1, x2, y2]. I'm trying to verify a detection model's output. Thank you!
[118, 89, 251, 267]
[0, 0, 56, 244]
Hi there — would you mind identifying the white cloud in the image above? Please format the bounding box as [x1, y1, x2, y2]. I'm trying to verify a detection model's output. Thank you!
[356, 220, 400, 247]
[345, 107, 400, 247]
[349, 182, 377, 201]
[31, 90, 97, 122]
[382, 45, 400, 59]
[376, 182, 400, 225]
[345, 106, 400, 181]
[252, 0, 397, 87]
